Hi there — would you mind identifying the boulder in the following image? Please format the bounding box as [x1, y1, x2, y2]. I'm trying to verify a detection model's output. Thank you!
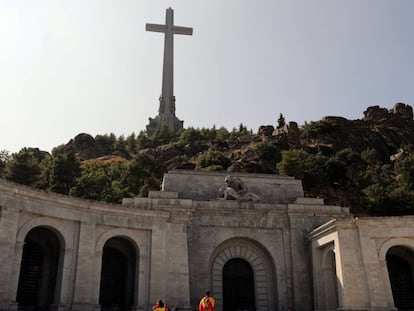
[390, 103, 413, 120]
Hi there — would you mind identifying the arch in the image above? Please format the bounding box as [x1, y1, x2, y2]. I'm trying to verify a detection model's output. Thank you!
[210, 237, 276, 311]
[16, 226, 64, 310]
[99, 236, 137, 311]
[378, 238, 414, 261]
[321, 243, 335, 269]
[96, 229, 142, 311]
[95, 228, 140, 254]
[12, 218, 73, 309]
[386, 246, 414, 310]
[16, 217, 68, 248]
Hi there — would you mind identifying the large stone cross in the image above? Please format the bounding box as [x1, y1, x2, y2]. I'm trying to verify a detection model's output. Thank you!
[146, 7, 192, 135]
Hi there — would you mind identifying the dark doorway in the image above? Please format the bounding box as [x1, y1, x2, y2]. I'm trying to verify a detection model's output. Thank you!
[99, 237, 137, 311]
[386, 246, 414, 310]
[223, 258, 256, 311]
[16, 227, 62, 311]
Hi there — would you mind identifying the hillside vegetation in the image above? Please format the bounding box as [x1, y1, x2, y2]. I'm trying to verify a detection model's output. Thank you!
[1, 103, 414, 216]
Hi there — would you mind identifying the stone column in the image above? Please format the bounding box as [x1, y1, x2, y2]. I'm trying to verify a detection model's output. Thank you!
[149, 218, 192, 310]
[135, 230, 151, 311]
[72, 222, 98, 311]
[335, 228, 369, 310]
[288, 215, 326, 310]
[149, 224, 168, 306]
[357, 231, 396, 311]
[52, 246, 75, 311]
[164, 221, 192, 309]
[0, 204, 20, 310]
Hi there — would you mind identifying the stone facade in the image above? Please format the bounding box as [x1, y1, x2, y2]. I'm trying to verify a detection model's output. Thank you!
[309, 216, 414, 311]
[0, 170, 413, 311]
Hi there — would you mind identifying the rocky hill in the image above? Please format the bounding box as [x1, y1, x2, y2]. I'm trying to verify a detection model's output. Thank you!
[63, 103, 414, 173]
[301, 103, 414, 160]
[3, 103, 414, 215]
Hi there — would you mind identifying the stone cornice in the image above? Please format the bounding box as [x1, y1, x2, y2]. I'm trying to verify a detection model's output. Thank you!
[0, 179, 170, 221]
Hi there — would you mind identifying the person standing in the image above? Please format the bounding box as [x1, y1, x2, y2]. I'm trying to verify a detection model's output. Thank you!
[198, 291, 215, 311]
[153, 299, 169, 311]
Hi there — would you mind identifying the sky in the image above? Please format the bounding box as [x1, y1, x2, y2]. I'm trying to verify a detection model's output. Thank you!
[1, 0, 414, 153]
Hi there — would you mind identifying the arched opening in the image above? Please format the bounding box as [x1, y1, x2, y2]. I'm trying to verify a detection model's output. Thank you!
[223, 258, 255, 311]
[99, 237, 137, 311]
[386, 246, 414, 310]
[16, 226, 62, 311]
[323, 250, 338, 310]
[211, 239, 276, 311]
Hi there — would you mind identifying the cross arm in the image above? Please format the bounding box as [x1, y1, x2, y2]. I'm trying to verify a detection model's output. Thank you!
[146, 23, 167, 33]
[172, 26, 193, 36]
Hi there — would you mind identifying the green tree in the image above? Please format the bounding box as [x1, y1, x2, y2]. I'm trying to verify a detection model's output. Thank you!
[136, 131, 152, 150]
[196, 150, 231, 171]
[179, 127, 202, 145]
[215, 127, 230, 142]
[126, 133, 137, 155]
[0, 150, 11, 178]
[251, 141, 280, 162]
[323, 148, 365, 208]
[70, 159, 128, 203]
[113, 135, 127, 156]
[200, 127, 217, 141]
[70, 165, 112, 201]
[387, 151, 414, 214]
[121, 153, 161, 197]
[178, 127, 211, 156]
[5, 148, 42, 186]
[277, 149, 310, 179]
[394, 151, 414, 185]
[150, 126, 176, 146]
[39, 155, 53, 190]
[48, 145, 81, 194]
[361, 149, 394, 214]
[238, 123, 249, 135]
[277, 149, 329, 198]
[95, 133, 116, 156]
[325, 149, 365, 190]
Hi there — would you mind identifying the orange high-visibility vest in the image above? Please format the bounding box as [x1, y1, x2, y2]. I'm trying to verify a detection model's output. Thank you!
[199, 295, 215, 311]
[153, 306, 168, 311]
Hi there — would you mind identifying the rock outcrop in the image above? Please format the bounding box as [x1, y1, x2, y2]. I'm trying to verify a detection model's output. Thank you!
[56, 102, 414, 171]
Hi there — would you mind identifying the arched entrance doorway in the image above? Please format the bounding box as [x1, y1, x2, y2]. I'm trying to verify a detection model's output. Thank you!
[16, 226, 63, 311]
[223, 258, 255, 311]
[210, 238, 276, 311]
[386, 246, 414, 310]
[99, 237, 137, 311]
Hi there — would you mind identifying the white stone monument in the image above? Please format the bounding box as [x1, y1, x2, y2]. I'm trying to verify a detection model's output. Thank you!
[146, 7, 192, 135]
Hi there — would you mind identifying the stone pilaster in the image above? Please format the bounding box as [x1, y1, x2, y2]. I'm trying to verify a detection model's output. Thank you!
[0, 204, 19, 310]
[72, 222, 97, 311]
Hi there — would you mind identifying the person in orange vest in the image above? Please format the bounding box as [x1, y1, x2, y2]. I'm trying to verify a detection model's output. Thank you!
[153, 299, 169, 311]
[198, 291, 215, 311]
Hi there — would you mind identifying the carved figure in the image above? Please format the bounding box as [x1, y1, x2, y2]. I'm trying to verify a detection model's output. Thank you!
[218, 175, 261, 202]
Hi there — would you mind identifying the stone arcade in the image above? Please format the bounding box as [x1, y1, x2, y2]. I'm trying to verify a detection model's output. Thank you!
[0, 170, 414, 311]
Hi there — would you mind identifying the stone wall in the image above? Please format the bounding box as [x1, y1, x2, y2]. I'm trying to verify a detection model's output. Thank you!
[309, 216, 414, 311]
[0, 170, 375, 311]
[161, 170, 304, 203]
[0, 179, 191, 311]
